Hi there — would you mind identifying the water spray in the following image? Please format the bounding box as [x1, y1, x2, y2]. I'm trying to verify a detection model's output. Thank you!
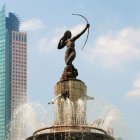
[48, 91, 69, 104]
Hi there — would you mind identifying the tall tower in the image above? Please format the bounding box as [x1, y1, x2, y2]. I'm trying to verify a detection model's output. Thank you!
[0, 6, 27, 140]
[11, 31, 27, 112]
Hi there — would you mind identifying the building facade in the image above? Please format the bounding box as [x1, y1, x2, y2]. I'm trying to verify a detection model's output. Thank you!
[11, 31, 27, 113]
[0, 6, 27, 140]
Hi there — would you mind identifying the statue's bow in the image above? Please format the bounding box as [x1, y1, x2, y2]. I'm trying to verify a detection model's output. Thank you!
[72, 13, 89, 50]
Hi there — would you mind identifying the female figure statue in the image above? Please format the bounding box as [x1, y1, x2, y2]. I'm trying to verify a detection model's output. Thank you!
[58, 24, 90, 77]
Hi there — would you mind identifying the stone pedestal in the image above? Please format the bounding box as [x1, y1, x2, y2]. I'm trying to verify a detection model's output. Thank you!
[60, 65, 77, 81]
[54, 79, 87, 128]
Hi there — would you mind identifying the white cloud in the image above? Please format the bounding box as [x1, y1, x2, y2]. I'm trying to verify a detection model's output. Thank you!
[71, 24, 85, 37]
[37, 28, 64, 53]
[20, 18, 45, 31]
[38, 24, 85, 54]
[38, 36, 59, 53]
[126, 74, 140, 98]
[84, 27, 140, 68]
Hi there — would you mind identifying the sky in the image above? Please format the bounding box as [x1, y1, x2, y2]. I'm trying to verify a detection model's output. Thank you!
[1, 0, 140, 139]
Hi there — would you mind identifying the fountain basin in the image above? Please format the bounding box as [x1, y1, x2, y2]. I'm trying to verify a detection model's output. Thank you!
[26, 125, 115, 140]
[26, 131, 115, 140]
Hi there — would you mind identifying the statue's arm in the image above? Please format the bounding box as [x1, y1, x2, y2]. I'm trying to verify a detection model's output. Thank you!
[72, 24, 90, 41]
[58, 37, 66, 49]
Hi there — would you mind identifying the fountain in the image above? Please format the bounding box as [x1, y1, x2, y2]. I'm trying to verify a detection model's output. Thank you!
[25, 79, 115, 140]
[25, 16, 116, 140]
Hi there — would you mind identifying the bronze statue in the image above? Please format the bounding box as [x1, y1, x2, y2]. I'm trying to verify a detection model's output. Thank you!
[58, 15, 90, 81]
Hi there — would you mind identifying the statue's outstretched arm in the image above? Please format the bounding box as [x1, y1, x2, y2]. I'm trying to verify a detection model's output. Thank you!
[72, 24, 90, 41]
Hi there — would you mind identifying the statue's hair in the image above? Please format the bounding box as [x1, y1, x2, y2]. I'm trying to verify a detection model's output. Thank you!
[64, 30, 71, 36]
[57, 30, 71, 49]
[63, 30, 72, 39]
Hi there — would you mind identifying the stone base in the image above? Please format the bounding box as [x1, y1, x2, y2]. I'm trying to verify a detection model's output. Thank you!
[60, 65, 78, 81]
[54, 79, 87, 126]
[54, 79, 87, 101]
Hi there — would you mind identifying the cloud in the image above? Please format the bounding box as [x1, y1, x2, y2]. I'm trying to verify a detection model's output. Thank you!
[37, 28, 64, 53]
[71, 24, 85, 37]
[20, 18, 45, 31]
[38, 24, 85, 53]
[126, 74, 140, 98]
[38, 36, 58, 53]
[83, 27, 140, 68]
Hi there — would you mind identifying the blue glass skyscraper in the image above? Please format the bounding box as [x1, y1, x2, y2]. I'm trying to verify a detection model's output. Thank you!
[0, 5, 11, 139]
